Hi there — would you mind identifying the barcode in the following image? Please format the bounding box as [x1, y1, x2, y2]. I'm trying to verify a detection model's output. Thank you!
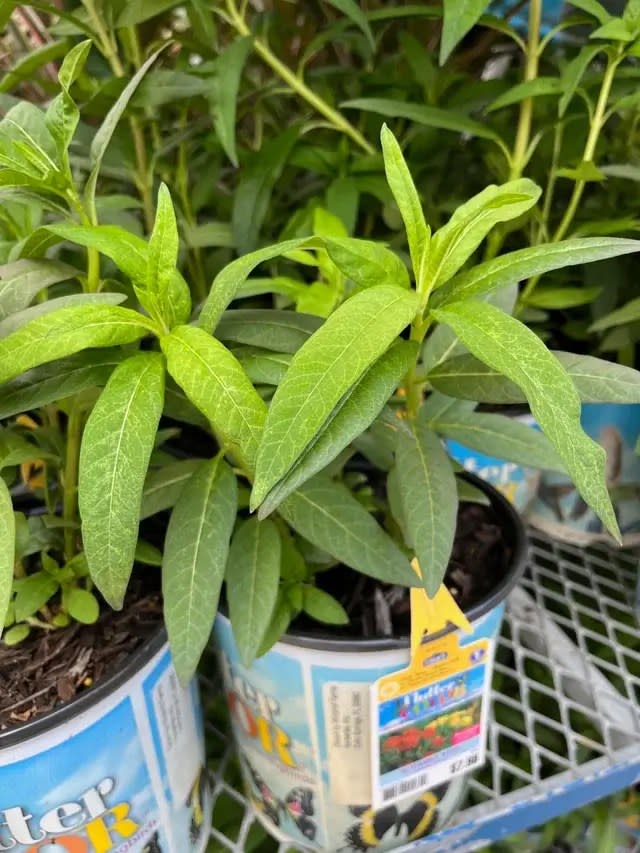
[382, 773, 429, 802]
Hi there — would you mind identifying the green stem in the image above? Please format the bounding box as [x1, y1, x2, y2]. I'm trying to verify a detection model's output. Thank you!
[550, 54, 620, 245]
[509, 0, 542, 181]
[177, 117, 207, 302]
[66, 189, 101, 292]
[224, 0, 375, 155]
[484, 0, 542, 264]
[538, 119, 564, 243]
[520, 50, 621, 304]
[404, 318, 431, 420]
[84, 2, 154, 230]
[63, 405, 84, 562]
[83, 0, 125, 76]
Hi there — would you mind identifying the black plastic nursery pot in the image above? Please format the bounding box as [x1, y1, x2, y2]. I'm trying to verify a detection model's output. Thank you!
[214, 474, 527, 852]
[0, 627, 211, 853]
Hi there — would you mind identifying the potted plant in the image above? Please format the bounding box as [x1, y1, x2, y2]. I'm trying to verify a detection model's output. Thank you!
[0, 39, 213, 852]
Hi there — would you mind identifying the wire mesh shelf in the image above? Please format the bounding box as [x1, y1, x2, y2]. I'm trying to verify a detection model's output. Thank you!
[204, 531, 640, 852]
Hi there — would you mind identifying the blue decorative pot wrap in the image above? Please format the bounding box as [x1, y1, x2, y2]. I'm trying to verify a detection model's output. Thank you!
[214, 480, 526, 852]
[528, 403, 640, 547]
[446, 414, 540, 514]
[0, 632, 211, 853]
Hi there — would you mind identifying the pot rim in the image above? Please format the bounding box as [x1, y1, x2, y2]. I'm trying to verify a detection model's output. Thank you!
[0, 625, 167, 749]
[276, 472, 527, 654]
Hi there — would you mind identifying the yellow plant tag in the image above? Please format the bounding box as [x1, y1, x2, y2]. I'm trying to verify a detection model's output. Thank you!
[369, 559, 494, 806]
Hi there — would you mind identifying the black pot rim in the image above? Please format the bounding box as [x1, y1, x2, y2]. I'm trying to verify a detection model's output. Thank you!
[276, 472, 527, 653]
[0, 626, 167, 749]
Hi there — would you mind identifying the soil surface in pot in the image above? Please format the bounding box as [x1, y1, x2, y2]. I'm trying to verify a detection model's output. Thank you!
[0, 579, 162, 731]
[294, 501, 511, 640]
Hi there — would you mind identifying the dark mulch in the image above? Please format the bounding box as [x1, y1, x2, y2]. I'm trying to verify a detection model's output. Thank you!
[0, 583, 162, 731]
[294, 501, 512, 640]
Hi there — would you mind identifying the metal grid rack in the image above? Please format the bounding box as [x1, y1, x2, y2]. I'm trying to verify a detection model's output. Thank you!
[204, 532, 640, 852]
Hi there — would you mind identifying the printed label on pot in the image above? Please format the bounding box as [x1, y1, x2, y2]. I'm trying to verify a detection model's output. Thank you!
[323, 682, 371, 805]
[370, 631, 491, 806]
[215, 605, 505, 852]
[0, 642, 210, 853]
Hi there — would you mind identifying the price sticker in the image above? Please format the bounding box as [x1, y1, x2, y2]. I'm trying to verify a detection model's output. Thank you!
[370, 561, 493, 806]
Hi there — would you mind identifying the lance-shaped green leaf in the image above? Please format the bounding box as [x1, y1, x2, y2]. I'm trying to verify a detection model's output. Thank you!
[0, 478, 14, 634]
[394, 422, 457, 596]
[433, 411, 565, 471]
[0, 101, 61, 179]
[211, 35, 252, 166]
[258, 341, 418, 518]
[590, 297, 640, 331]
[428, 351, 640, 405]
[428, 180, 541, 288]
[145, 183, 189, 330]
[45, 40, 92, 166]
[432, 238, 640, 308]
[252, 286, 418, 510]
[84, 45, 167, 219]
[226, 517, 281, 666]
[0, 431, 55, 467]
[432, 301, 620, 540]
[0, 259, 80, 320]
[323, 236, 410, 289]
[279, 476, 416, 586]
[79, 353, 165, 609]
[233, 125, 300, 254]
[47, 223, 191, 327]
[326, 0, 375, 50]
[0, 305, 152, 384]
[380, 124, 429, 282]
[163, 457, 237, 682]
[0, 350, 127, 420]
[345, 98, 505, 144]
[197, 238, 315, 333]
[217, 310, 322, 353]
[235, 347, 291, 386]
[440, 0, 492, 63]
[0, 292, 125, 337]
[140, 458, 202, 519]
[161, 325, 267, 473]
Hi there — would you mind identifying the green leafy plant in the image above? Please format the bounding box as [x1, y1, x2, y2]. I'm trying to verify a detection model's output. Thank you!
[2, 116, 640, 685]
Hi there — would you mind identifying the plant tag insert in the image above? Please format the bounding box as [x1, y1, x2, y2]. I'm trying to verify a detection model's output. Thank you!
[370, 577, 493, 807]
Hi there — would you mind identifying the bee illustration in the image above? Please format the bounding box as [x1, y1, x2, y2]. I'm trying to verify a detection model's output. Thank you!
[340, 804, 398, 851]
[284, 787, 317, 842]
[186, 766, 211, 844]
[243, 758, 284, 826]
[340, 785, 447, 851]
[141, 832, 163, 853]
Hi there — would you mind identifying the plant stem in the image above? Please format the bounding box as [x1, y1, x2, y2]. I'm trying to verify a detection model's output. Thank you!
[404, 318, 431, 420]
[509, 0, 542, 181]
[550, 53, 620, 245]
[177, 113, 207, 302]
[520, 50, 621, 304]
[484, 0, 541, 263]
[83, 1, 154, 230]
[224, 0, 375, 156]
[63, 405, 84, 562]
[66, 189, 101, 292]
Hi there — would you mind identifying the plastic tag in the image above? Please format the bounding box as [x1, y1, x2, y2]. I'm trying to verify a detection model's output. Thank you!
[370, 561, 492, 806]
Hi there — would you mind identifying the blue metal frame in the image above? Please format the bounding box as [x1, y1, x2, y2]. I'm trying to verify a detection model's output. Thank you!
[407, 751, 640, 851]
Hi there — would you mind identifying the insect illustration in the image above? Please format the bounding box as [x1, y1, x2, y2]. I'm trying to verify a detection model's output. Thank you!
[340, 785, 448, 851]
[186, 766, 211, 844]
[141, 832, 163, 853]
[243, 759, 283, 826]
[284, 787, 316, 841]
